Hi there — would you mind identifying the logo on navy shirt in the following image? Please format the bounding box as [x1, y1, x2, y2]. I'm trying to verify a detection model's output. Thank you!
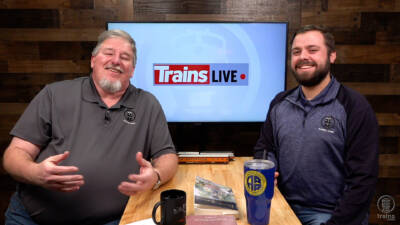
[319, 116, 335, 133]
[321, 116, 334, 129]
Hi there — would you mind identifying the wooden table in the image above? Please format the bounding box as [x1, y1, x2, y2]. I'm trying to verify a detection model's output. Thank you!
[119, 157, 301, 225]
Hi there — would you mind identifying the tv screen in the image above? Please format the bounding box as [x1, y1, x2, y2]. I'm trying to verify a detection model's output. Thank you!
[107, 22, 287, 122]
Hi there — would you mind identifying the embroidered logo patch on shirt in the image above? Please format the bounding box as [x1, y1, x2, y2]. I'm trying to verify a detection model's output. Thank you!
[123, 109, 136, 125]
[319, 116, 335, 134]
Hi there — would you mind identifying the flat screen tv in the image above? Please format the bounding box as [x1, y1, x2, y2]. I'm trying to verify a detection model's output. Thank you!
[107, 22, 288, 123]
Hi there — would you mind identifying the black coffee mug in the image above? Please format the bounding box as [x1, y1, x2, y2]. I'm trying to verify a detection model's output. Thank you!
[152, 189, 186, 225]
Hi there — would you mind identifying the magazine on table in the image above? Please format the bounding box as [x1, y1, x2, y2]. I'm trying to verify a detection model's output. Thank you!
[194, 176, 239, 218]
[186, 215, 237, 225]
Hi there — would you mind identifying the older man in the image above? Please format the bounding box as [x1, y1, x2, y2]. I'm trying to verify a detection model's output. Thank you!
[3, 29, 178, 225]
[254, 25, 379, 225]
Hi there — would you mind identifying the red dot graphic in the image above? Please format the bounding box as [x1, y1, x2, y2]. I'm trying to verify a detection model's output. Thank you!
[240, 74, 246, 80]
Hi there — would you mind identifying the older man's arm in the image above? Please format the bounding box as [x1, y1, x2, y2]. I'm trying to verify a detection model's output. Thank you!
[3, 137, 84, 192]
[152, 153, 179, 185]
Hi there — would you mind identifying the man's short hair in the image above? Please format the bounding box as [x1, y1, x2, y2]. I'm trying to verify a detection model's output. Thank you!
[290, 25, 336, 54]
[92, 29, 137, 66]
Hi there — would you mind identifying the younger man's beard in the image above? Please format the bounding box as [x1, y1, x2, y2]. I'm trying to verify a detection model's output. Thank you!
[292, 58, 331, 87]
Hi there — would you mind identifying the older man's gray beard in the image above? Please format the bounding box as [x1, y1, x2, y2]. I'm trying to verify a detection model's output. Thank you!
[99, 78, 122, 93]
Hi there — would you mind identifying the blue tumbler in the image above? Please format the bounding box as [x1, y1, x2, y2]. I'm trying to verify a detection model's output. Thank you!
[244, 159, 276, 225]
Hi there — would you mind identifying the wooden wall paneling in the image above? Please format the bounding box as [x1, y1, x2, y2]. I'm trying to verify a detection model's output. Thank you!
[0, 114, 19, 132]
[0, 73, 87, 102]
[377, 113, 400, 126]
[301, 11, 360, 29]
[379, 154, 400, 178]
[131, 13, 167, 21]
[379, 166, 400, 179]
[94, 0, 121, 8]
[0, 28, 103, 41]
[303, 0, 400, 12]
[376, 30, 400, 45]
[380, 126, 400, 137]
[0, 0, 69, 9]
[361, 12, 400, 32]
[0, 60, 7, 72]
[255, 0, 289, 15]
[0, 103, 27, 115]
[0, 103, 27, 149]
[336, 45, 400, 64]
[0, 87, 43, 103]
[361, 12, 400, 46]
[38, 41, 96, 60]
[342, 82, 400, 95]
[0, 103, 26, 130]
[0, 9, 59, 28]
[374, 177, 399, 192]
[285, 70, 298, 90]
[0, 41, 40, 60]
[0, 41, 94, 63]
[227, 0, 259, 15]
[301, 0, 400, 14]
[7, 60, 90, 73]
[118, 0, 134, 21]
[0, 73, 86, 87]
[380, 154, 400, 167]
[366, 96, 400, 113]
[0, 0, 94, 9]
[60, 8, 118, 28]
[302, 2, 400, 31]
[165, 13, 288, 22]
[94, 0, 134, 20]
[379, 166, 400, 178]
[332, 64, 391, 82]
[379, 137, 399, 154]
[391, 64, 400, 82]
[71, 0, 95, 9]
[333, 30, 376, 45]
[0, 128, 12, 145]
[133, 0, 226, 15]
[287, 0, 302, 29]
[226, 0, 289, 16]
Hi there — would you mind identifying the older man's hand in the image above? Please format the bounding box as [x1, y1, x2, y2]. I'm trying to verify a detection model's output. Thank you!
[118, 152, 158, 196]
[35, 151, 84, 192]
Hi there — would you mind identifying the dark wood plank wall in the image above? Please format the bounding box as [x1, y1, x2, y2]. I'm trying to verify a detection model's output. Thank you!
[0, 0, 398, 224]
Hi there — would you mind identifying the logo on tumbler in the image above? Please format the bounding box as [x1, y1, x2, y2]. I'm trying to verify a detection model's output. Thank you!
[245, 171, 267, 196]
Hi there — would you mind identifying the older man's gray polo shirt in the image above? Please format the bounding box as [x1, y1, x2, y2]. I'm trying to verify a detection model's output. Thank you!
[10, 76, 175, 225]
